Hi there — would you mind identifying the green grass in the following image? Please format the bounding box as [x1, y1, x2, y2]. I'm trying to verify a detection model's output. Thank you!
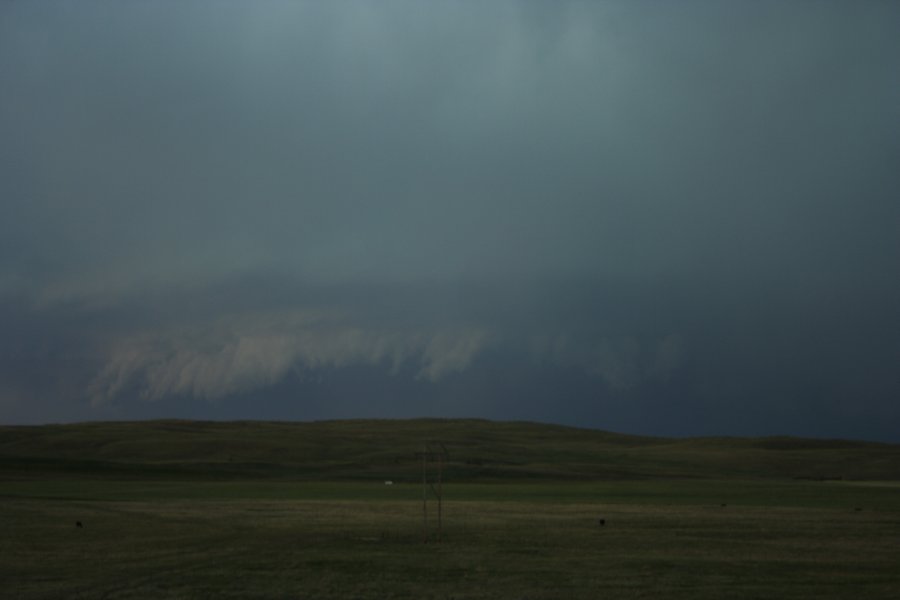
[3, 479, 900, 599]
[2, 419, 900, 598]
[2, 418, 899, 481]
[3, 478, 900, 508]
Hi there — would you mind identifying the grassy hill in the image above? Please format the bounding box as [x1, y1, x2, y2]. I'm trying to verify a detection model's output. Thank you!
[1, 418, 899, 481]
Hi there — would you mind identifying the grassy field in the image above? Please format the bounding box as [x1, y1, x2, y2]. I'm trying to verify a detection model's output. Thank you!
[2, 420, 900, 598]
[3, 479, 900, 599]
[3, 418, 900, 481]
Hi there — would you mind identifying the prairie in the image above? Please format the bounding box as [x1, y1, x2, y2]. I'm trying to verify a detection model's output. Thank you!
[2, 420, 899, 599]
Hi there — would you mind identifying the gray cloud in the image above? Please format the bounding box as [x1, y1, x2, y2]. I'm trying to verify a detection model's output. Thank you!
[528, 331, 688, 392]
[88, 308, 494, 406]
[4, 0, 894, 294]
[2, 1, 899, 439]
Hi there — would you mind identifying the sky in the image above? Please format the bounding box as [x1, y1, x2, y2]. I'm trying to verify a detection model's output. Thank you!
[2, 1, 899, 441]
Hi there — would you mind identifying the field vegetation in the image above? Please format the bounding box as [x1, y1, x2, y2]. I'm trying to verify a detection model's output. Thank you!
[2, 419, 899, 598]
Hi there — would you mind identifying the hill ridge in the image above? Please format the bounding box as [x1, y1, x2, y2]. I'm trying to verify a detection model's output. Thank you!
[1, 418, 898, 481]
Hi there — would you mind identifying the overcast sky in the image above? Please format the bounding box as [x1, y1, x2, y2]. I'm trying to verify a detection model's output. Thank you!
[2, 1, 899, 441]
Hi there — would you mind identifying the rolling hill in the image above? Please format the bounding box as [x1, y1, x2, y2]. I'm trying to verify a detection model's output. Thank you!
[1, 418, 898, 481]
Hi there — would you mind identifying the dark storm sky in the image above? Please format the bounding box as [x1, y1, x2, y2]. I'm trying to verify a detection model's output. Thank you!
[2, 1, 899, 440]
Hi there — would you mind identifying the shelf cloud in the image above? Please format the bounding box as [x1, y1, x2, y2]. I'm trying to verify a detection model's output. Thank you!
[87, 309, 494, 406]
[2, 1, 899, 440]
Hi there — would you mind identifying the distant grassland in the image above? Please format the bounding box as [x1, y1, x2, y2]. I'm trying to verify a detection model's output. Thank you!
[2, 419, 900, 598]
[4, 479, 900, 599]
[2, 418, 899, 481]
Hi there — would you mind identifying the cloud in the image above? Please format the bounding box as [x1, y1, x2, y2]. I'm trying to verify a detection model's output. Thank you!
[2, 1, 899, 439]
[3, 0, 898, 296]
[87, 309, 493, 406]
[78, 277, 681, 409]
[649, 334, 687, 382]
[529, 331, 688, 392]
[418, 330, 493, 382]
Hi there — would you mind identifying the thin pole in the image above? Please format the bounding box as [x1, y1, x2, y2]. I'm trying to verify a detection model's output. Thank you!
[437, 450, 443, 543]
[422, 444, 428, 544]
